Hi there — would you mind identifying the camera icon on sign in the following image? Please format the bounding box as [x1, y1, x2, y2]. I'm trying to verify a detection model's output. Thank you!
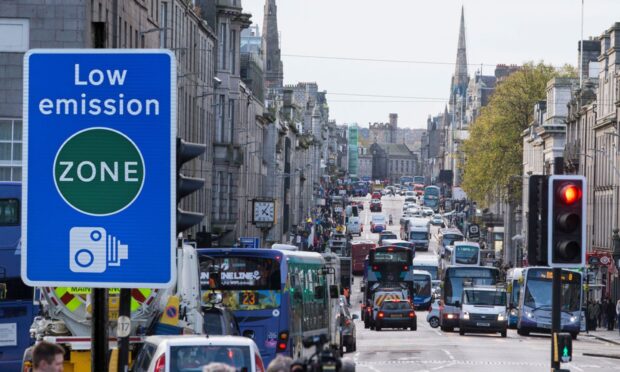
[69, 227, 128, 273]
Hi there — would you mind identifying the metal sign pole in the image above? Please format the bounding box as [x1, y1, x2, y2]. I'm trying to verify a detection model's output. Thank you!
[92, 288, 109, 372]
[551, 268, 561, 371]
[117, 288, 131, 371]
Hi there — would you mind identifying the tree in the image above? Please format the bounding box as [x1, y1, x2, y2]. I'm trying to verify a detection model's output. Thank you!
[461, 62, 576, 207]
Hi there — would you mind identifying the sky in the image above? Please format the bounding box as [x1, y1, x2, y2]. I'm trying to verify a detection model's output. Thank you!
[242, 0, 620, 129]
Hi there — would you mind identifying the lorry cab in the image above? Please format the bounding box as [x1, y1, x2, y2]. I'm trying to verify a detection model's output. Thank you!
[347, 216, 362, 236]
[405, 217, 430, 252]
[458, 285, 508, 337]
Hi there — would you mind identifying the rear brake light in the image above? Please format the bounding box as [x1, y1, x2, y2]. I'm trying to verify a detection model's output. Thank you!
[154, 354, 166, 372]
[409, 312, 415, 318]
[378, 312, 384, 318]
[403, 265, 408, 270]
[255, 353, 265, 372]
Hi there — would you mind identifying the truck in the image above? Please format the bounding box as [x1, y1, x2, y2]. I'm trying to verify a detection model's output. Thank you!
[403, 217, 430, 252]
[23, 242, 204, 371]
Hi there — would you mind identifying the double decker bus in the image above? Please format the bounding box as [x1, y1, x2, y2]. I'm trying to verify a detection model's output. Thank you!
[198, 249, 331, 365]
[351, 241, 375, 275]
[361, 245, 414, 322]
[0, 182, 38, 372]
[440, 266, 500, 332]
[516, 267, 582, 339]
[423, 185, 441, 212]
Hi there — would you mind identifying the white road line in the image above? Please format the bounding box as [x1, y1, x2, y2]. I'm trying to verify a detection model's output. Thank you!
[570, 365, 585, 372]
[442, 349, 455, 361]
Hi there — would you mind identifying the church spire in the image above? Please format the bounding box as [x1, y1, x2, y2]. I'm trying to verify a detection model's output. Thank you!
[450, 6, 469, 110]
[262, 0, 283, 90]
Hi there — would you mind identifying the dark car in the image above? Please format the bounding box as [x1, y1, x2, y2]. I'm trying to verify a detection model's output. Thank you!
[374, 299, 417, 331]
[337, 296, 358, 353]
[378, 231, 398, 245]
[203, 306, 241, 336]
[370, 199, 382, 212]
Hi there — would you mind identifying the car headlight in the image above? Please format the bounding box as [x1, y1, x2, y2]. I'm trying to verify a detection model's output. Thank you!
[569, 316, 577, 323]
[462, 312, 469, 320]
[509, 309, 518, 317]
[497, 313, 506, 321]
[526, 312, 534, 319]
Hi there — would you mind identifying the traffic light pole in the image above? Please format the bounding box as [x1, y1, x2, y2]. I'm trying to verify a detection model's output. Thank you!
[92, 288, 109, 372]
[117, 288, 131, 372]
[551, 267, 561, 371]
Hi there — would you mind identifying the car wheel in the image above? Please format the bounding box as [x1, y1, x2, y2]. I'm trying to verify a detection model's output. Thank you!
[571, 332, 578, 340]
[412, 320, 417, 331]
[517, 328, 529, 336]
[459, 329, 465, 336]
[429, 317, 440, 328]
[501, 330, 507, 338]
[376, 324, 381, 331]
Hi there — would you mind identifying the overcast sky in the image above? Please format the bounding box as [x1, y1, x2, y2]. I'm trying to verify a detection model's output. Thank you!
[242, 0, 620, 129]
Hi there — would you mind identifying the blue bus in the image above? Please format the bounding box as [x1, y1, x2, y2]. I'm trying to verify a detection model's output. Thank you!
[423, 186, 441, 212]
[506, 268, 525, 329]
[198, 249, 331, 365]
[516, 267, 582, 339]
[0, 182, 38, 372]
[413, 270, 432, 310]
[413, 176, 425, 185]
[440, 266, 500, 332]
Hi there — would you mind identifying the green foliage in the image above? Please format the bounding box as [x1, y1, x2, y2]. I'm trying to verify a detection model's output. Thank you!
[461, 62, 577, 207]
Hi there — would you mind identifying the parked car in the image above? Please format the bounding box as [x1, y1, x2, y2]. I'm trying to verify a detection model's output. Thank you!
[370, 199, 382, 212]
[132, 335, 265, 372]
[203, 306, 241, 336]
[337, 296, 358, 353]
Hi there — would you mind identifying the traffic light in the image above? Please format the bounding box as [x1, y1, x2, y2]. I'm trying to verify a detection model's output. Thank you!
[176, 138, 206, 233]
[547, 175, 586, 267]
[554, 332, 572, 363]
[527, 175, 549, 266]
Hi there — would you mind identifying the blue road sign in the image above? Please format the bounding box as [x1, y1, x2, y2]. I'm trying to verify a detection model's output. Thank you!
[239, 237, 260, 249]
[22, 50, 176, 288]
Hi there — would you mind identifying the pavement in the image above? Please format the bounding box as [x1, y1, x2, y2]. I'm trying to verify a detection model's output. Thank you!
[348, 194, 620, 371]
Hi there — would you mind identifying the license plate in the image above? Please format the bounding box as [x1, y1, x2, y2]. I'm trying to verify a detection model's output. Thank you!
[391, 314, 402, 318]
[476, 322, 490, 327]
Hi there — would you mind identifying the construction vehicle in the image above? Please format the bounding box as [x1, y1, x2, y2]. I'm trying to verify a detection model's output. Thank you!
[22, 242, 204, 372]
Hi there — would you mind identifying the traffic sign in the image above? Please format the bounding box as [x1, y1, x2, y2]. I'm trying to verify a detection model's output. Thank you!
[239, 237, 260, 248]
[22, 49, 176, 288]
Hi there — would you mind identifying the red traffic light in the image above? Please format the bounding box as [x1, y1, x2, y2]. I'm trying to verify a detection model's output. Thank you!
[557, 184, 582, 205]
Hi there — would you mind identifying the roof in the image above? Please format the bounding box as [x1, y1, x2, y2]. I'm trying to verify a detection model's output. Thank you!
[144, 335, 258, 347]
[384, 143, 414, 157]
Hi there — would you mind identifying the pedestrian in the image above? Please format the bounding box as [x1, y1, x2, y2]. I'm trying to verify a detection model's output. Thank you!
[607, 298, 616, 330]
[32, 341, 65, 372]
[602, 299, 609, 328]
[587, 301, 597, 331]
[596, 300, 603, 328]
[266, 355, 293, 372]
[616, 299, 620, 333]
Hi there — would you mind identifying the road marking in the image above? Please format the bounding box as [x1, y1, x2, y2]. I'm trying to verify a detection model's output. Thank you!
[569, 365, 585, 372]
[442, 349, 455, 361]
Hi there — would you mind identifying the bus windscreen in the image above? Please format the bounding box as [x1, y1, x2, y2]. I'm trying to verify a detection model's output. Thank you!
[455, 246, 479, 265]
[200, 257, 282, 310]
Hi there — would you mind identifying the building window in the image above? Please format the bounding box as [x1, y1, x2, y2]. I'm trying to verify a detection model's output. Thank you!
[91, 22, 106, 48]
[216, 95, 225, 143]
[229, 29, 236, 72]
[0, 19, 29, 52]
[218, 22, 227, 70]
[214, 171, 222, 220]
[228, 99, 234, 143]
[0, 119, 23, 181]
[227, 173, 233, 219]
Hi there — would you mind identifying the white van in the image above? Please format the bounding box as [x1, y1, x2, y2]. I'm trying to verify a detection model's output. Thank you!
[347, 216, 362, 236]
[458, 285, 508, 337]
[405, 217, 430, 251]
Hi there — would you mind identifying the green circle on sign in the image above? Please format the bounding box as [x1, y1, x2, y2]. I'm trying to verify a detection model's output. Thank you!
[54, 128, 145, 216]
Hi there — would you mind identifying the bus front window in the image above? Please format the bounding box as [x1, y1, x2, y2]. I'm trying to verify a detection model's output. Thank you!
[200, 257, 282, 310]
[524, 279, 580, 312]
[455, 246, 478, 265]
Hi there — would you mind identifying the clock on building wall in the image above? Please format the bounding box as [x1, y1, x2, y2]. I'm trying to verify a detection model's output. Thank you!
[252, 199, 275, 226]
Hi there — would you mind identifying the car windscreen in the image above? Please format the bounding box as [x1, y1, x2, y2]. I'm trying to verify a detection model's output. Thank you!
[381, 301, 410, 310]
[409, 231, 428, 240]
[463, 290, 506, 306]
[169, 345, 251, 372]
